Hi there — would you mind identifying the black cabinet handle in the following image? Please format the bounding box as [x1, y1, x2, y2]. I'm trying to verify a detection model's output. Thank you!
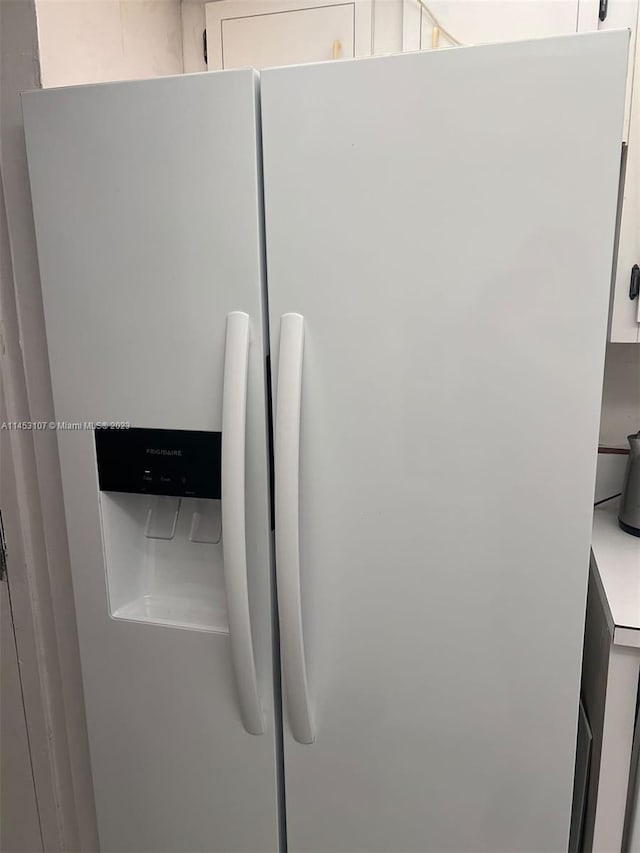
[630, 265, 640, 301]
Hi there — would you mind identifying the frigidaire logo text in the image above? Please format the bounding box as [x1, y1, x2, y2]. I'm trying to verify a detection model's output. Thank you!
[145, 448, 182, 457]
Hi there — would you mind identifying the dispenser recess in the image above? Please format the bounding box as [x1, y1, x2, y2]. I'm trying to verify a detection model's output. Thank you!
[95, 427, 227, 633]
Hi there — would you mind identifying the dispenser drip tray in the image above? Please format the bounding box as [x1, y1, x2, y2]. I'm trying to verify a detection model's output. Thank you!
[112, 594, 228, 635]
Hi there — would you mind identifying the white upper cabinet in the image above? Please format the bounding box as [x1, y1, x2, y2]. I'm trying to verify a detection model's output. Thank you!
[578, 0, 639, 140]
[401, 0, 637, 139]
[208, 0, 639, 341]
[584, 0, 640, 341]
[610, 4, 640, 341]
[205, 0, 373, 70]
[402, 0, 581, 52]
[402, 0, 638, 343]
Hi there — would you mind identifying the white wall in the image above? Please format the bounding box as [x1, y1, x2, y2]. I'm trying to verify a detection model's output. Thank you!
[182, 0, 207, 72]
[36, 0, 183, 87]
[600, 344, 640, 446]
[595, 344, 639, 494]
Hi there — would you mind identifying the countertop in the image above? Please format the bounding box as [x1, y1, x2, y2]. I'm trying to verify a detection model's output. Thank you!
[591, 499, 640, 646]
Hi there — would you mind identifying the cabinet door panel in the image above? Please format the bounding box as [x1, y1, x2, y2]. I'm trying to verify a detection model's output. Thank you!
[403, 0, 580, 52]
[596, 0, 639, 140]
[610, 38, 640, 341]
[605, 0, 639, 340]
[222, 4, 354, 68]
[206, 0, 372, 70]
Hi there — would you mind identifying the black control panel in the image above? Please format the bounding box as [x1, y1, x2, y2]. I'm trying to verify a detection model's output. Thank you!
[95, 427, 221, 499]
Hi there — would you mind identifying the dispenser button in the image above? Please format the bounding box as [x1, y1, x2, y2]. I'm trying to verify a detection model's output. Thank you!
[145, 496, 180, 540]
[189, 499, 222, 544]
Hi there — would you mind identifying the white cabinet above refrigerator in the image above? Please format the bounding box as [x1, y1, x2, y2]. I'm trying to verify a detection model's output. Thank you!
[205, 0, 373, 69]
[610, 1, 640, 342]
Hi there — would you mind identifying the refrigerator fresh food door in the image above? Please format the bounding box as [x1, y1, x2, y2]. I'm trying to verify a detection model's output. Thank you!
[262, 32, 628, 853]
[23, 72, 280, 852]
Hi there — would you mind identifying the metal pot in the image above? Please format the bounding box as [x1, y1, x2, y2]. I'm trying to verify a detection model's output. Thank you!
[619, 430, 640, 537]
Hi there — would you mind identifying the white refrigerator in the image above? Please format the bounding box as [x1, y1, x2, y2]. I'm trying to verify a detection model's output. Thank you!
[23, 31, 628, 853]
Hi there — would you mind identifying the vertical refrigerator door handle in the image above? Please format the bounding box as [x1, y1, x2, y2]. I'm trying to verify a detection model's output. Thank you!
[275, 313, 314, 744]
[221, 311, 264, 736]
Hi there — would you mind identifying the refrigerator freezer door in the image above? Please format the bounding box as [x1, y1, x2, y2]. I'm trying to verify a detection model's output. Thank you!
[262, 32, 628, 852]
[23, 72, 279, 852]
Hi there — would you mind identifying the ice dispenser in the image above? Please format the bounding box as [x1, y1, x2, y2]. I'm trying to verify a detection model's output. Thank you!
[95, 427, 228, 632]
